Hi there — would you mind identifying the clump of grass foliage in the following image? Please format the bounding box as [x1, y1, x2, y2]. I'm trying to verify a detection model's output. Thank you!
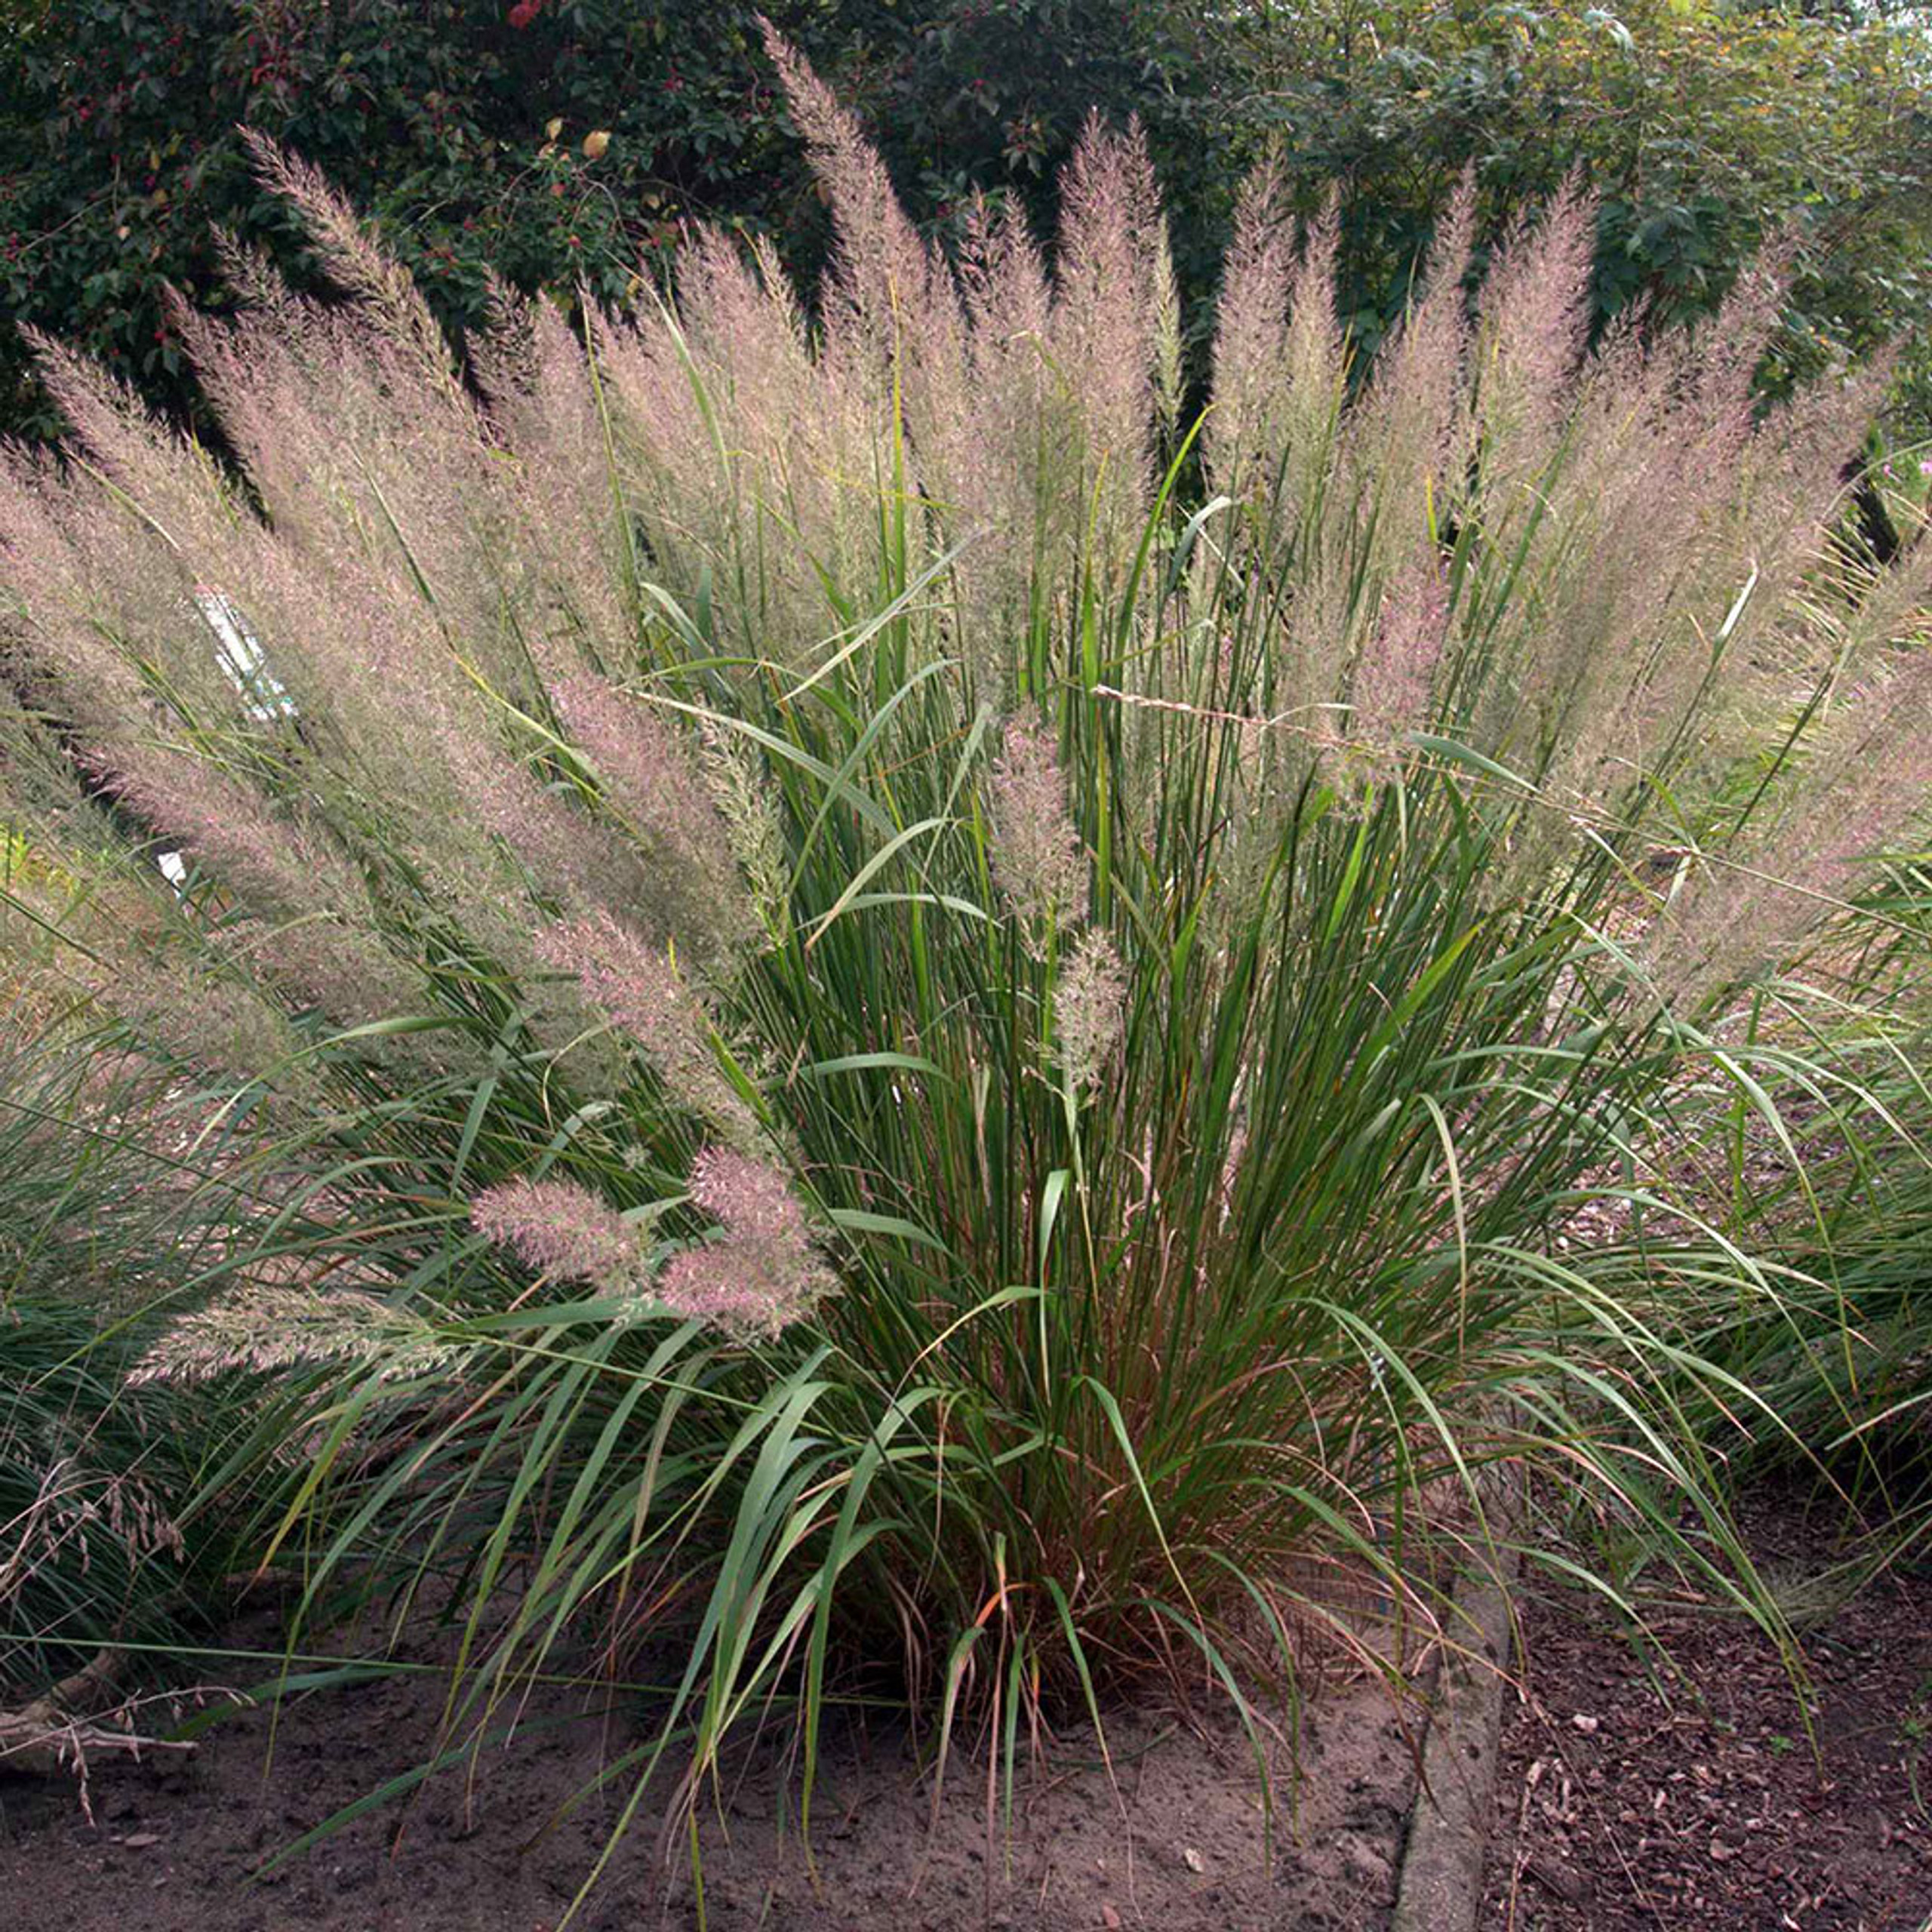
[1, 1301, 202, 1698]
[1680, 851, 1932, 1577]
[2, 25, 1928, 1895]
[0, 1023, 251, 1697]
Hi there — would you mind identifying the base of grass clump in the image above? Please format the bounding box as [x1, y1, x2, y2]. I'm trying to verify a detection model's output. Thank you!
[0, 1580, 1423, 1932]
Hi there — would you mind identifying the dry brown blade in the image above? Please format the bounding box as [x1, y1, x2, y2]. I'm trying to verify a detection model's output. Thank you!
[0, 1647, 187, 1777]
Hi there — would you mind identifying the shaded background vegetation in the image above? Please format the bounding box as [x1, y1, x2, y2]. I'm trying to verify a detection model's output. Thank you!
[2, 0, 1930, 449]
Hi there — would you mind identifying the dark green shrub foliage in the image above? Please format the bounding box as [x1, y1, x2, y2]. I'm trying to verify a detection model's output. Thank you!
[2, 0, 1927, 444]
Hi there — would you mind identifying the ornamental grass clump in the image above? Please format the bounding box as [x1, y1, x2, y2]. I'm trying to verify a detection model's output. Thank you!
[2, 25, 1929, 1893]
[0, 1023, 268, 1712]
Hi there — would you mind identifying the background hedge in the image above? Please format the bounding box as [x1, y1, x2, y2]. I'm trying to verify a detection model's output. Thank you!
[2, 0, 1929, 445]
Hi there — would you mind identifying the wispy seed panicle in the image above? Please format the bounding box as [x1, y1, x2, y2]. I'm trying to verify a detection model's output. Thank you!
[549, 673, 758, 955]
[657, 1146, 832, 1340]
[988, 720, 1085, 940]
[131, 1284, 466, 1386]
[536, 914, 761, 1144]
[1660, 649, 1932, 1004]
[1056, 930, 1128, 1094]
[472, 1176, 639, 1290]
[1349, 552, 1453, 762]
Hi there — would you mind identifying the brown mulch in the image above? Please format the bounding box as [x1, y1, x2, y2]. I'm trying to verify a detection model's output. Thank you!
[1481, 1484, 1932, 1932]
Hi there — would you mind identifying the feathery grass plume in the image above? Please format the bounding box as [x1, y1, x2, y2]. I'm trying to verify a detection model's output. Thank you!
[470, 286, 636, 669]
[534, 913, 761, 1144]
[1469, 174, 1596, 491]
[0, 430, 268, 744]
[1051, 113, 1163, 560]
[1660, 647, 1932, 1007]
[695, 721, 788, 937]
[0, 452, 152, 730]
[86, 947, 306, 1086]
[155, 190, 543, 719]
[1527, 357, 1894, 838]
[218, 918, 423, 1039]
[943, 193, 1068, 692]
[0, 761, 334, 1088]
[758, 20, 958, 405]
[237, 129, 463, 397]
[547, 673, 757, 958]
[1344, 173, 1476, 574]
[1347, 548, 1453, 767]
[986, 718, 1086, 939]
[1148, 205, 1186, 454]
[471, 1176, 641, 1291]
[595, 232, 874, 663]
[8, 60, 1931, 1912]
[657, 1145, 832, 1338]
[1263, 195, 1346, 543]
[85, 741, 358, 924]
[436, 706, 652, 919]
[131, 1284, 466, 1386]
[1684, 234, 1798, 464]
[1208, 164, 1300, 501]
[1054, 929, 1127, 1094]
[19, 328, 243, 565]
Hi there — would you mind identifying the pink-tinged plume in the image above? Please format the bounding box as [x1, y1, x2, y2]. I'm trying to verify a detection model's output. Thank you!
[1055, 930, 1126, 1093]
[547, 673, 756, 954]
[472, 1176, 638, 1289]
[1351, 555, 1452, 759]
[535, 914, 761, 1143]
[988, 720, 1085, 940]
[657, 1146, 832, 1340]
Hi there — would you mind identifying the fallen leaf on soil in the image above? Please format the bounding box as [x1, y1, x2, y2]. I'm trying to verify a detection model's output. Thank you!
[1525, 1850, 1585, 1901]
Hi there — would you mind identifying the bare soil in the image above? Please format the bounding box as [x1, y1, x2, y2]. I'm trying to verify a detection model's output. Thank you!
[1480, 1484, 1932, 1932]
[0, 1605, 1417, 1931]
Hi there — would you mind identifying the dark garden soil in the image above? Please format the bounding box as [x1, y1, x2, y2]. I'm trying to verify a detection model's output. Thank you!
[1480, 1482, 1932, 1932]
[0, 1603, 1416, 1932]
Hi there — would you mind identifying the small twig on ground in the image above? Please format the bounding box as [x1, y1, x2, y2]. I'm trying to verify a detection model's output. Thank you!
[0, 1647, 194, 1786]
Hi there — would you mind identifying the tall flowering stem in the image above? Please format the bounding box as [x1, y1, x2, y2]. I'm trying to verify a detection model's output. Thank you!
[534, 914, 761, 1146]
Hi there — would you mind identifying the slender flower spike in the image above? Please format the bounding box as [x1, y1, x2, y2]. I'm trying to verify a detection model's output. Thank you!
[1351, 554, 1451, 761]
[657, 1146, 832, 1339]
[548, 673, 758, 955]
[1055, 929, 1126, 1094]
[85, 741, 358, 922]
[472, 1176, 638, 1291]
[130, 1285, 466, 1386]
[689, 1144, 808, 1239]
[988, 720, 1085, 943]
